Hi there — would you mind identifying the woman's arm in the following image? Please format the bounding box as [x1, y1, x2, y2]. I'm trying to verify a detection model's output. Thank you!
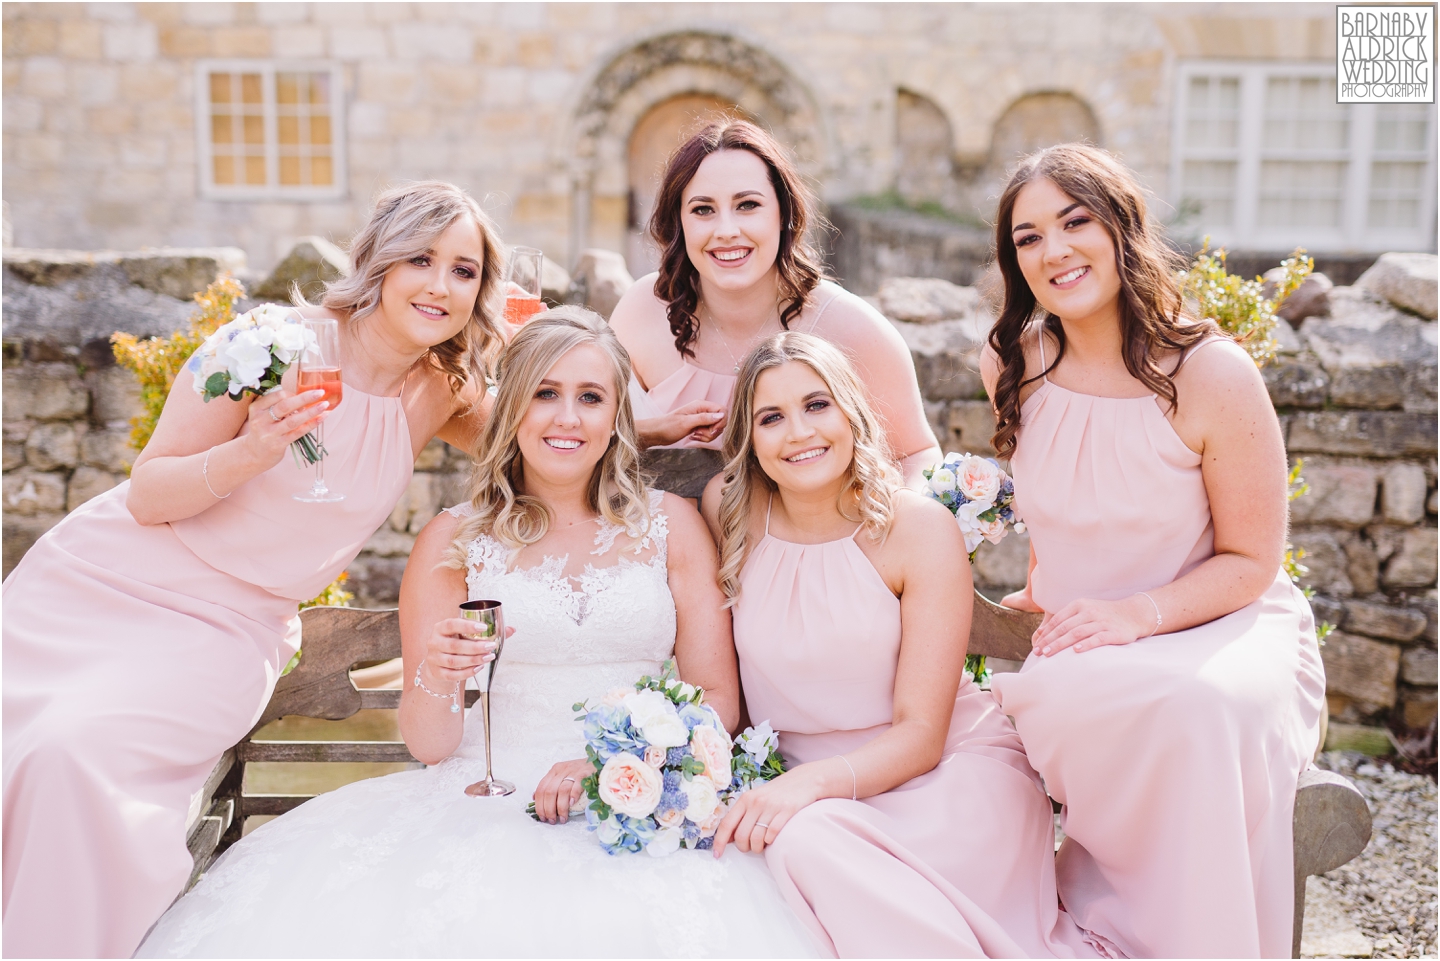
[712, 493, 972, 855]
[127, 364, 328, 526]
[662, 492, 741, 733]
[397, 511, 497, 765]
[820, 296, 941, 487]
[1030, 342, 1289, 655]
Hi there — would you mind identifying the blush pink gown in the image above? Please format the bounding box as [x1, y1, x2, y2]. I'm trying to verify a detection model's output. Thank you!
[2, 386, 412, 959]
[732, 504, 1100, 958]
[990, 338, 1327, 958]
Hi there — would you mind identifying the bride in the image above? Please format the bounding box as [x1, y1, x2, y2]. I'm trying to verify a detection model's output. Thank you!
[138, 308, 820, 958]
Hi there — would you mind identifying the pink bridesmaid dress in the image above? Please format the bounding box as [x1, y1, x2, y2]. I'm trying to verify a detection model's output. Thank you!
[990, 336, 1327, 958]
[733, 502, 1099, 958]
[2, 385, 413, 958]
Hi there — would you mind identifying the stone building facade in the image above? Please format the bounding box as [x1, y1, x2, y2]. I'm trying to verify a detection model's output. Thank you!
[4, 2, 1435, 286]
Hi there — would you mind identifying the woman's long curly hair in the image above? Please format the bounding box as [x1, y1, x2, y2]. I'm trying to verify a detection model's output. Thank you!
[716, 331, 900, 602]
[988, 144, 1217, 457]
[649, 119, 825, 359]
[443, 307, 652, 568]
[312, 181, 505, 393]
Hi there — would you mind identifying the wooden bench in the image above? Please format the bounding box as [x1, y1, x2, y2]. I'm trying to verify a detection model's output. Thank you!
[187, 448, 1372, 958]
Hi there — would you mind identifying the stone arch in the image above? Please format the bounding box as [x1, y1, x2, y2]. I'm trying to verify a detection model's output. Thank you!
[987, 91, 1102, 171]
[895, 89, 958, 210]
[561, 30, 828, 268]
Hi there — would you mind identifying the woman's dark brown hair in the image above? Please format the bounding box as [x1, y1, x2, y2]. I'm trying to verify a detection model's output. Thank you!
[649, 119, 824, 358]
[988, 143, 1218, 457]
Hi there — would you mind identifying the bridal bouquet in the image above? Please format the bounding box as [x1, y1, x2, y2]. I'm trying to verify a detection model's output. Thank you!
[564, 662, 785, 857]
[185, 304, 324, 464]
[922, 452, 1025, 557]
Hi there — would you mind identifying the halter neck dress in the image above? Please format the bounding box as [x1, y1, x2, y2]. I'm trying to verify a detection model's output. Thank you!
[628, 288, 844, 451]
[732, 500, 1099, 958]
[990, 333, 1326, 958]
[3, 382, 414, 959]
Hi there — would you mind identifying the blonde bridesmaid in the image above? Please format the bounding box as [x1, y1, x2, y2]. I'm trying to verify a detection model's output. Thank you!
[702, 332, 1097, 958]
[982, 144, 1326, 958]
[2, 182, 506, 958]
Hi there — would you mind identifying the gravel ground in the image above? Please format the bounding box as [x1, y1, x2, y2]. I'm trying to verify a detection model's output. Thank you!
[1313, 752, 1437, 958]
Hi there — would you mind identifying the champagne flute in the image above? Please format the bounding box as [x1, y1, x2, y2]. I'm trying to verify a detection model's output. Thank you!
[460, 599, 514, 797]
[293, 317, 344, 503]
[502, 247, 545, 331]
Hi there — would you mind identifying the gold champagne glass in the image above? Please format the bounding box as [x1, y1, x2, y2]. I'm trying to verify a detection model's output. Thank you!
[460, 599, 514, 797]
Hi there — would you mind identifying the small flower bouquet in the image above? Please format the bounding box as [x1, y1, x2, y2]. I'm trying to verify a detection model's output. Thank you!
[537, 662, 785, 857]
[185, 304, 323, 464]
[923, 452, 1027, 682]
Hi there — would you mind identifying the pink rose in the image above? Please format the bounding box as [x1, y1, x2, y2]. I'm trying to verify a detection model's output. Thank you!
[977, 514, 1007, 545]
[689, 725, 732, 786]
[958, 457, 1003, 505]
[655, 806, 686, 828]
[697, 800, 727, 838]
[643, 746, 667, 768]
[597, 753, 663, 818]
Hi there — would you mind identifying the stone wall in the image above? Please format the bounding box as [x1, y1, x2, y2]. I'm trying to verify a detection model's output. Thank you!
[3, 248, 1436, 732]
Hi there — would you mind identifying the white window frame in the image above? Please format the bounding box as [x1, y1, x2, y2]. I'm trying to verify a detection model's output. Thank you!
[195, 60, 347, 202]
[1172, 61, 1437, 254]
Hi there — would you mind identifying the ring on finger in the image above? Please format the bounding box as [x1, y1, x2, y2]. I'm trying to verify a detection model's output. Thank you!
[755, 821, 770, 829]
[561, 777, 577, 785]
[268, 407, 282, 422]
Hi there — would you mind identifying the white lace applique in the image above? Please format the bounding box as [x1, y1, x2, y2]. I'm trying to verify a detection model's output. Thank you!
[591, 489, 669, 563]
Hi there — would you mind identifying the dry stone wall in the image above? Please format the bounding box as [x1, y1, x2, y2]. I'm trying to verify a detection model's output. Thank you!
[3, 248, 1436, 730]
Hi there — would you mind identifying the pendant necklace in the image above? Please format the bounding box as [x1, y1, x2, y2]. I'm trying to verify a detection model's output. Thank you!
[700, 301, 780, 374]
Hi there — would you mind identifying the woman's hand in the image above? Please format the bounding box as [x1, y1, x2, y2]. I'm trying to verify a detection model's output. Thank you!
[241, 389, 330, 469]
[711, 764, 827, 858]
[532, 758, 592, 824]
[637, 401, 727, 448]
[1030, 594, 1157, 656]
[420, 617, 505, 687]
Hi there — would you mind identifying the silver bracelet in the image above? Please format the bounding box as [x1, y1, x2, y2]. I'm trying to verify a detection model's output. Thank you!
[202, 447, 230, 499]
[1137, 591, 1162, 638]
[834, 754, 857, 800]
[413, 658, 461, 714]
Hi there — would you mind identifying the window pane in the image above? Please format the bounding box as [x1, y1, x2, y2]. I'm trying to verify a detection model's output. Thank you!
[308, 72, 329, 105]
[244, 155, 267, 185]
[279, 155, 302, 186]
[1180, 160, 1237, 225]
[1368, 161, 1425, 228]
[1185, 76, 1240, 150]
[276, 73, 300, 106]
[1264, 77, 1348, 151]
[211, 113, 234, 145]
[309, 114, 331, 147]
[209, 73, 232, 104]
[240, 73, 263, 105]
[1374, 104, 1431, 153]
[213, 155, 236, 185]
[242, 114, 265, 146]
[278, 115, 300, 146]
[1259, 160, 1346, 226]
[310, 154, 333, 186]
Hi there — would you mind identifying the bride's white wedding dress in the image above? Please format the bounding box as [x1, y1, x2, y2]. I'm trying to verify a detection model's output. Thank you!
[138, 493, 820, 958]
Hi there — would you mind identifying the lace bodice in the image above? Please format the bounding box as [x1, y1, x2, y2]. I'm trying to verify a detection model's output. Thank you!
[446, 491, 677, 768]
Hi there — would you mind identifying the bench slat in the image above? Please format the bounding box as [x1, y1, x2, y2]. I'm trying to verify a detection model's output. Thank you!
[242, 794, 317, 817]
[239, 740, 419, 763]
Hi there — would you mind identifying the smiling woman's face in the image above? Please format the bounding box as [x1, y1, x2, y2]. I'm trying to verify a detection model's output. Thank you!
[515, 342, 617, 489]
[1010, 177, 1122, 325]
[376, 216, 485, 350]
[680, 148, 783, 295]
[750, 360, 855, 498]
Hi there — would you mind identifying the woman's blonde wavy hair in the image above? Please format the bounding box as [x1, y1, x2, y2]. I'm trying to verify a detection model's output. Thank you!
[716, 331, 900, 600]
[444, 306, 652, 568]
[308, 180, 505, 393]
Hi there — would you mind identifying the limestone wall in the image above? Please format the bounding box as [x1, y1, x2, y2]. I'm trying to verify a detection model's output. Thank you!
[3, 248, 1435, 731]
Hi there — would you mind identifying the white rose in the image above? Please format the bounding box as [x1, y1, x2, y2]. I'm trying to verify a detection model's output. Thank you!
[220, 331, 273, 390]
[645, 826, 683, 858]
[595, 813, 622, 845]
[681, 775, 720, 824]
[623, 689, 689, 748]
[642, 745, 667, 768]
[953, 501, 986, 554]
[957, 456, 1004, 505]
[927, 467, 957, 494]
[597, 753, 663, 819]
[675, 682, 697, 701]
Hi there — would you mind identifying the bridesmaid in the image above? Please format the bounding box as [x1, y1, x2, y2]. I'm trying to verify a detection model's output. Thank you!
[2, 181, 506, 958]
[701, 332, 1096, 958]
[982, 144, 1326, 957]
[609, 119, 941, 484]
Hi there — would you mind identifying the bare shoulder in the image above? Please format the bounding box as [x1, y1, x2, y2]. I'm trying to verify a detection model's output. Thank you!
[411, 508, 463, 562]
[608, 272, 667, 339]
[808, 282, 905, 348]
[659, 490, 707, 538]
[1175, 338, 1269, 404]
[291, 303, 345, 322]
[881, 488, 966, 559]
[698, 474, 725, 540]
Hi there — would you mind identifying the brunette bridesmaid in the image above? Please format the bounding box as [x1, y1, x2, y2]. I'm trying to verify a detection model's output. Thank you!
[702, 332, 1097, 958]
[2, 182, 506, 958]
[609, 119, 941, 484]
[983, 144, 1326, 958]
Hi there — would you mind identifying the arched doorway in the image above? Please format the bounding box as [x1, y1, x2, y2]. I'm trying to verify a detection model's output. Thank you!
[626, 95, 744, 275]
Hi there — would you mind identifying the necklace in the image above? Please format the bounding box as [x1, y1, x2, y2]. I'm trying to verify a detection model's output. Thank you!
[699, 301, 780, 374]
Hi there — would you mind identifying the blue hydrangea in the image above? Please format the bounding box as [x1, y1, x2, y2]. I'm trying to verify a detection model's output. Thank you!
[662, 770, 682, 792]
[678, 702, 719, 732]
[683, 822, 701, 843]
[666, 746, 691, 765]
[657, 789, 686, 817]
[583, 704, 646, 761]
[695, 836, 713, 851]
